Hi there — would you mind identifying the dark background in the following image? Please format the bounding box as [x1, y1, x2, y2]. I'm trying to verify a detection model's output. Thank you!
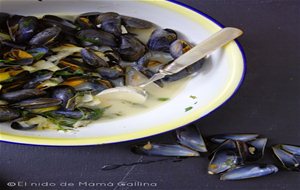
[1, 0, 300, 189]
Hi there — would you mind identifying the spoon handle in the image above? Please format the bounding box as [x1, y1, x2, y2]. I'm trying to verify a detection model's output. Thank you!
[139, 27, 243, 87]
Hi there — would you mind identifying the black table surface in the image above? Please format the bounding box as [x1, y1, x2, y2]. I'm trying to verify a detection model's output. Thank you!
[1, 0, 300, 190]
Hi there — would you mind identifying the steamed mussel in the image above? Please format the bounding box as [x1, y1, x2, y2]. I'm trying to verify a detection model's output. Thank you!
[1, 11, 207, 131]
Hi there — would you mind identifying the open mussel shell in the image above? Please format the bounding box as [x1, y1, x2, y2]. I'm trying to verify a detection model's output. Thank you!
[48, 85, 76, 110]
[170, 39, 192, 59]
[11, 115, 39, 130]
[132, 142, 200, 157]
[125, 66, 149, 86]
[210, 133, 260, 144]
[208, 150, 242, 175]
[100, 16, 122, 37]
[0, 106, 20, 122]
[0, 89, 46, 102]
[81, 48, 109, 68]
[23, 69, 53, 89]
[97, 65, 124, 79]
[75, 12, 101, 29]
[45, 107, 103, 121]
[280, 144, 300, 156]
[12, 97, 62, 109]
[3, 49, 34, 65]
[272, 145, 300, 171]
[14, 16, 39, 44]
[147, 28, 177, 52]
[7, 15, 23, 42]
[175, 125, 207, 152]
[209, 139, 237, 158]
[220, 164, 278, 181]
[29, 26, 61, 46]
[246, 138, 268, 162]
[118, 34, 146, 62]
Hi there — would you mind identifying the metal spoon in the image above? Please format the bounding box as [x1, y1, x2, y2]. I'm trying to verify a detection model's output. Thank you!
[97, 27, 243, 103]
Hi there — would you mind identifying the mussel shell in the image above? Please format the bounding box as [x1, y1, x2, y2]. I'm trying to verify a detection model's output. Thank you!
[272, 145, 300, 171]
[75, 12, 101, 29]
[81, 48, 109, 68]
[0, 106, 20, 122]
[208, 150, 241, 175]
[23, 69, 53, 89]
[175, 125, 207, 152]
[97, 65, 124, 79]
[118, 34, 146, 62]
[281, 144, 300, 156]
[12, 97, 62, 109]
[11, 116, 38, 130]
[3, 49, 34, 65]
[104, 50, 120, 66]
[48, 85, 76, 110]
[147, 28, 177, 52]
[121, 15, 153, 29]
[132, 142, 200, 157]
[101, 17, 122, 36]
[170, 39, 192, 59]
[42, 15, 77, 35]
[95, 12, 119, 26]
[7, 15, 23, 42]
[14, 16, 38, 43]
[0, 89, 46, 102]
[27, 47, 49, 60]
[210, 133, 259, 144]
[246, 138, 268, 162]
[220, 164, 278, 180]
[76, 29, 117, 47]
[29, 26, 61, 46]
[125, 66, 149, 86]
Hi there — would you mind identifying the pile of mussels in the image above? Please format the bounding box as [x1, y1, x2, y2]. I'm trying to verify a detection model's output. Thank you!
[0, 12, 204, 130]
[132, 125, 300, 180]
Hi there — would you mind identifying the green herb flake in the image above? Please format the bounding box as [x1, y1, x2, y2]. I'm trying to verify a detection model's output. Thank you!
[185, 106, 193, 112]
[157, 97, 170, 101]
[190, 95, 197, 99]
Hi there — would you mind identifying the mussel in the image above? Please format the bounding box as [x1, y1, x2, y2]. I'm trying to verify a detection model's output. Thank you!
[175, 125, 207, 152]
[147, 28, 177, 52]
[220, 164, 278, 180]
[132, 142, 200, 157]
[29, 26, 61, 46]
[48, 85, 76, 110]
[81, 48, 109, 68]
[0, 89, 46, 102]
[272, 145, 300, 171]
[76, 29, 117, 47]
[118, 34, 146, 62]
[0, 106, 20, 122]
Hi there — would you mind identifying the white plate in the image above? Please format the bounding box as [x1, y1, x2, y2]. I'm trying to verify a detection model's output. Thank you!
[0, 0, 245, 146]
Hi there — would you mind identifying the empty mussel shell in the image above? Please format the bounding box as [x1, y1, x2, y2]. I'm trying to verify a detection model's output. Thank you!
[210, 134, 259, 144]
[220, 164, 278, 180]
[246, 138, 268, 162]
[280, 144, 300, 156]
[208, 150, 242, 175]
[175, 125, 207, 152]
[11, 116, 39, 130]
[132, 142, 200, 157]
[272, 145, 300, 171]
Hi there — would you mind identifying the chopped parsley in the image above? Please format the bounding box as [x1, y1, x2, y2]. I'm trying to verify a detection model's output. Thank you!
[190, 95, 197, 99]
[185, 106, 193, 112]
[157, 97, 170, 101]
